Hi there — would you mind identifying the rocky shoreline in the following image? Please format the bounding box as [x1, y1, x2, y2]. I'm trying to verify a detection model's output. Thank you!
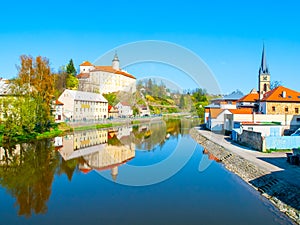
[190, 128, 300, 224]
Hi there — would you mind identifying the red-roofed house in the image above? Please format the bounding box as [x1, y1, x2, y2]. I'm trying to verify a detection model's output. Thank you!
[77, 54, 136, 94]
[237, 88, 259, 110]
[206, 108, 230, 131]
[259, 86, 300, 115]
[108, 105, 119, 119]
[54, 100, 64, 123]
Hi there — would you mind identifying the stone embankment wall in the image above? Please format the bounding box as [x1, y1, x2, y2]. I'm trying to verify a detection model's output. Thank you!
[190, 128, 300, 225]
[237, 130, 263, 151]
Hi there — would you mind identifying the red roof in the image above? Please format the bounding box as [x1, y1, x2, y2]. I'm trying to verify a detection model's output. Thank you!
[76, 73, 90, 79]
[80, 61, 93, 66]
[261, 86, 300, 102]
[80, 168, 92, 174]
[92, 66, 136, 79]
[55, 100, 64, 105]
[209, 108, 225, 119]
[229, 108, 253, 114]
[237, 92, 259, 102]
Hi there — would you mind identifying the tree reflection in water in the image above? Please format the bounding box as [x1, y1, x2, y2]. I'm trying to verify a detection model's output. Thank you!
[0, 140, 59, 217]
[0, 118, 200, 218]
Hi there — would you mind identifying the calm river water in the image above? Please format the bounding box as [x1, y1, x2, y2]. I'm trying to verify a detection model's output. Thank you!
[0, 119, 294, 225]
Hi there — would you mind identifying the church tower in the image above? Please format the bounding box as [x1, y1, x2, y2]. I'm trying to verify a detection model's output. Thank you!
[258, 44, 271, 99]
[112, 52, 120, 71]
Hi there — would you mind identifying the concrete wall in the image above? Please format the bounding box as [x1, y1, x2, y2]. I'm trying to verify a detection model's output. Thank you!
[265, 136, 300, 150]
[241, 125, 282, 137]
[237, 130, 263, 151]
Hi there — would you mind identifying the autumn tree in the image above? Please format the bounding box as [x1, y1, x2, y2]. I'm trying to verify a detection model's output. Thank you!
[13, 55, 55, 133]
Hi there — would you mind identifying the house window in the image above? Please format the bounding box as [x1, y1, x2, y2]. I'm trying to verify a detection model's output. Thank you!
[296, 108, 299, 114]
[272, 106, 276, 112]
[285, 107, 288, 113]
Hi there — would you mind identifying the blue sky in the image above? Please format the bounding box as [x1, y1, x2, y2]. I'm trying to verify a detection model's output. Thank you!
[1, 0, 300, 94]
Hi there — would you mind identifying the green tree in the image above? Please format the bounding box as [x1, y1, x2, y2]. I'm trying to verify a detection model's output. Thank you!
[103, 92, 118, 106]
[6, 55, 56, 135]
[179, 94, 185, 109]
[66, 74, 79, 90]
[66, 59, 77, 76]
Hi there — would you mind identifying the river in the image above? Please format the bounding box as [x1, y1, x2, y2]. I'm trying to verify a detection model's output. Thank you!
[0, 118, 294, 225]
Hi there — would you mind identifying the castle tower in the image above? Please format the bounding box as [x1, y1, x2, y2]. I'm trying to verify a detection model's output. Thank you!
[112, 52, 120, 71]
[258, 44, 271, 99]
[111, 166, 118, 181]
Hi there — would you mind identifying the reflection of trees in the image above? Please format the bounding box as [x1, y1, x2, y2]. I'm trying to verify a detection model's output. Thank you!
[56, 158, 78, 181]
[180, 118, 199, 136]
[0, 140, 59, 217]
[166, 118, 181, 136]
[133, 122, 167, 151]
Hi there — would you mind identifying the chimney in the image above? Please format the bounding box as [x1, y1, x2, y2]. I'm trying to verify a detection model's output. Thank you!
[282, 91, 286, 98]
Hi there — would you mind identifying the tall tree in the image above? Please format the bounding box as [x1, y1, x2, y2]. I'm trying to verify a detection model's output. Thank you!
[14, 55, 55, 133]
[179, 94, 185, 109]
[66, 59, 77, 76]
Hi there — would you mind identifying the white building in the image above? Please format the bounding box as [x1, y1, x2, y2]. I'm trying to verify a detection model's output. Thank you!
[138, 105, 151, 117]
[58, 89, 108, 121]
[116, 102, 133, 117]
[54, 100, 64, 123]
[77, 53, 136, 94]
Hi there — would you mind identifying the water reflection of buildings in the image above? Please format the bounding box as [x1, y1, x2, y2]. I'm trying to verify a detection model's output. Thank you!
[55, 128, 135, 180]
[203, 149, 221, 163]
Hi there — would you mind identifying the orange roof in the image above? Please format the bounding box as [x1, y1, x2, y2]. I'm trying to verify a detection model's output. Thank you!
[80, 168, 92, 174]
[261, 86, 300, 102]
[80, 61, 93, 66]
[237, 92, 259, 102]
[209, 108, 224, 119]
[76, 73, 90, 79]
[92, 66, 136, 79]
[55, 100, 64, 105]
[229, 108, 253, 114]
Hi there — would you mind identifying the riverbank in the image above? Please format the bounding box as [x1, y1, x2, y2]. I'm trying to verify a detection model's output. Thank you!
[190, 127, 300, 224]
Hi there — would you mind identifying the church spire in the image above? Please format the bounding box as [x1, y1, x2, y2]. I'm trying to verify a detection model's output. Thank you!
[259, 44, 269, 75]
[258, 44, 271, 100]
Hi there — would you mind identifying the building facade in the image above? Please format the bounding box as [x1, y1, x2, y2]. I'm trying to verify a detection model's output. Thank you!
[116, 102, 133, 117]
[58, 89, 108, 121]
[259, 86, 300, 115]
[77, 53, 136, 94]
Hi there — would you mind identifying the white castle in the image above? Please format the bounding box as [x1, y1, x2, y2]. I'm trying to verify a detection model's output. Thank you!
[77, 53, 136, 94]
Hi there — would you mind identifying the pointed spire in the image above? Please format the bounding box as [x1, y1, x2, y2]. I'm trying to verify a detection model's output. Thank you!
[112, 51, 119, 62]
[259, 44, 269, 74]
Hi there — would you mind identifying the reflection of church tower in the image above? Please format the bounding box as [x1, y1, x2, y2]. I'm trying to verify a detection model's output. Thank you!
[258, 44, 271, 99]
[112, 52, 120, 71]
[111, 166, 118, 181]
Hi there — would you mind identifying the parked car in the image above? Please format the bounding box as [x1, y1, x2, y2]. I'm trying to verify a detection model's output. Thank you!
[291, 128, 300, 136]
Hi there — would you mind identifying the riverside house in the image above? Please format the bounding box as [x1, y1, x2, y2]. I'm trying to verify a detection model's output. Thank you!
[58, 89, 108, 121]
